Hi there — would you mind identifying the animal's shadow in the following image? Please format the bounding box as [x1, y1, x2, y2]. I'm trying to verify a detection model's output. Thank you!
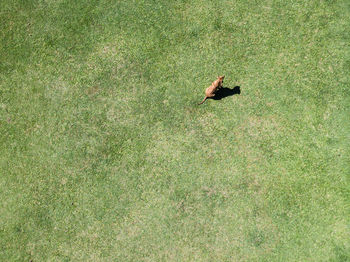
[212, 86, 241, 100]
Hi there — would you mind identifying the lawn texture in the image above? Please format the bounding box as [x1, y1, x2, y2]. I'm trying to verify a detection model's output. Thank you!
[1, 0, 349, 261]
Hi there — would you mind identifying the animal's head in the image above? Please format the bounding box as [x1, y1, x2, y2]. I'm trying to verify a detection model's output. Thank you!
[218, 75, 225, 82]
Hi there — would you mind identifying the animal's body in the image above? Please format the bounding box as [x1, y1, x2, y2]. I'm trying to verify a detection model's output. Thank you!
[198, 75, 225, 104]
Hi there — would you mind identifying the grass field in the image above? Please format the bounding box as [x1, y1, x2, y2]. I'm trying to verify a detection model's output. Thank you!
[1, 0, 350, 261]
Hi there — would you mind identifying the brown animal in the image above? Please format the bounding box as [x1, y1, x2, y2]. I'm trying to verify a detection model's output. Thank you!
[198, 75, 225, 104]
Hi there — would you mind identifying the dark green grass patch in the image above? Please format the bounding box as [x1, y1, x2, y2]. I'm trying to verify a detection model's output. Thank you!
[1, 0, 349, 261]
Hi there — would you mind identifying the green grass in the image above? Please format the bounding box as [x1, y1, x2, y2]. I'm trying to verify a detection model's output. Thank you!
[1, 0, 349, 261]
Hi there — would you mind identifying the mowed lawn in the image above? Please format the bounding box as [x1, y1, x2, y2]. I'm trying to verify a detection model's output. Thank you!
[1, 0, 349, 261]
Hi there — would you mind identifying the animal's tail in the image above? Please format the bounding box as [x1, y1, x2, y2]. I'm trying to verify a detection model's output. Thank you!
[198, 96, 208, 105]
[198, 96, 207, 105]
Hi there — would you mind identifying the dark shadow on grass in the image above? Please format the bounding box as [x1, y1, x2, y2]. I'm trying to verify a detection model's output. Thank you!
[212, 86, 241, 100]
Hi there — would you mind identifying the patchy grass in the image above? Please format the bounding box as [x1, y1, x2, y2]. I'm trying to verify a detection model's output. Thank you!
[1, 0, 349, 261]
